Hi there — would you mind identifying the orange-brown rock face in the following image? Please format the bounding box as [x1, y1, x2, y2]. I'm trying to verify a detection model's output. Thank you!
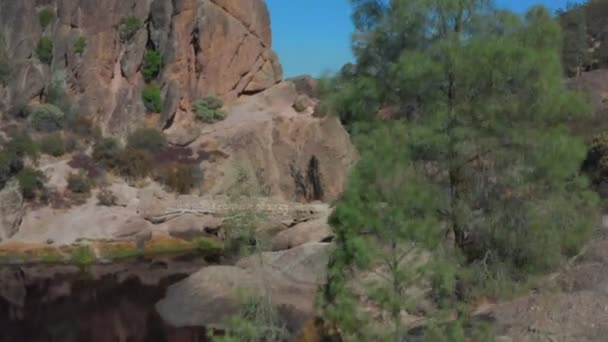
[0, 0, 282, 137]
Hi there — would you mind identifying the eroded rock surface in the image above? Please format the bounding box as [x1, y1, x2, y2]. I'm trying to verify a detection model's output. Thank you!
[156, 242, 333, 333]
[0, 0, 282, 136]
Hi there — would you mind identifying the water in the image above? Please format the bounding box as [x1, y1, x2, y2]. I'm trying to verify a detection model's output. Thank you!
[0, 258, 210, 342]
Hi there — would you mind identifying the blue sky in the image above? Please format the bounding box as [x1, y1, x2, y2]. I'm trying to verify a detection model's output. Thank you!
[265, 0, 581, 77]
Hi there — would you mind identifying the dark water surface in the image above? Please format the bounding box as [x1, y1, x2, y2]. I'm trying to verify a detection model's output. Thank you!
[0, 258, 210, 342]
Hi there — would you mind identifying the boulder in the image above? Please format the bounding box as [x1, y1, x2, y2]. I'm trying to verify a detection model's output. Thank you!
[156, 266, 262, 328]
[156, 243, 333, 332]
[197, 82, 357, 202]
[271, 212, 334, 251]
[166, 214, 223, 240]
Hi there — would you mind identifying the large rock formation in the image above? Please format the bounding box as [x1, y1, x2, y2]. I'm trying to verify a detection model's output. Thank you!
[0, 0, 282, 136]
[156, 242, 333, 334]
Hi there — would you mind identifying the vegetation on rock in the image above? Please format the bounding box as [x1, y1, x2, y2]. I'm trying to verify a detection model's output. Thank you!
[92, 137, 122, 169]
[116, 147, 153, 181]
[154, 162, 203, 194]
[30, 104, 65, 132]
[36, 37, 53, 65]
[16, 167, 46, 200]
[119, 16, 143, 42]
[194, 96, 226, 123]
[96, 188, 118, 206]
[67, 172, 91, 194]
[74, 36, 87, 55]
[127, 128, 166, 153]
[39, 133, 65, 157]
[38, 7, 55, 30]
[142, 49, 162, 83]
[142, 85, 163, 113]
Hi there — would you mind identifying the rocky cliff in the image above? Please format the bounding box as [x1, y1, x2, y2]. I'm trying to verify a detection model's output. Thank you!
[0, 0, 282, 136]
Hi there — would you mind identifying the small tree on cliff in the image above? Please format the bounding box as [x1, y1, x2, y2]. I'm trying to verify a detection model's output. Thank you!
[324, 0, 599, 339]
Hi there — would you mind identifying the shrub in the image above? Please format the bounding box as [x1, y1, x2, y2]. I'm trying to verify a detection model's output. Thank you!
[74, 36, 86, 55]
[39, 7, 55, 30]
[36, 37, 53, 65]
[117, 148, 152, 180]
[65, 115, 100, 141]
[63, 134, 79, 153]
[17, 167, 46, 200]
[69, 245, 95, 268]
[68, 153, 103, 179]
[119, 16, 143, 42]
[8, 102, 31, 119]
[0, 58, 11, 85]
[39, 133, 65, 157]
[155, 163, 203, 194]
[92, 137, 122, 168]
[142, 49, 162, 83]
[194, 96, 226, 123]
[4, 131, 39, 160]
[67, 172, 91, 193]
[142, 86, 163, 113]
[46, 81, 69, 110]
[97, 188, 118, 206]
[583, 132, 608, 185]
[0, 152, 23, 190]
[30, 104, 65, 132]
[127, 127, 166, 153]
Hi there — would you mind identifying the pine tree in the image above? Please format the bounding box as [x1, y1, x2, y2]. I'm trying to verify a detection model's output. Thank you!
[324, 0, 599, 339]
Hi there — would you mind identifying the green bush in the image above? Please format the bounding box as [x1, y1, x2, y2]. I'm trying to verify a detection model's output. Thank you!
[155, 163, 203, 194]
[127, 127, 166, 153]
[0, 58, 11, 85]
[92, 137, 122, 168]
[36, 37, 53, 65]
[119, 16, 143, 42]
[116, 148, 152, 180]
[4, 131, 39, 160]
[194, 96, 226, 123]
[46, 81, 69, 111]
[17, 167, 45, 200]
[39, 7, 55, 30]
[74, 36, 87, 55]
[39, 133, 65, 157]
[30, 104, 65, 132]
[142, 49, 162, 83]
[142, 86, 163, 113]
[70, 245, 95, 268]
[67, 172, 91, 193]
[97, 188, 118, 206]
[9, 102, 32, 119]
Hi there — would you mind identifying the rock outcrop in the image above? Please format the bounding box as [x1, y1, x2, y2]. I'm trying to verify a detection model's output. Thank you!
[0, 0, 282, 136]
[156, 242, 333, 333]
[189, 81, 357, 203]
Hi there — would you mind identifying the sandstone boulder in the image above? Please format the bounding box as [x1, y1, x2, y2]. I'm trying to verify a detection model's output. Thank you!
[196, 82, 357, 203]
[271, 210, 333, 251]
[156, 242, 333, 332]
